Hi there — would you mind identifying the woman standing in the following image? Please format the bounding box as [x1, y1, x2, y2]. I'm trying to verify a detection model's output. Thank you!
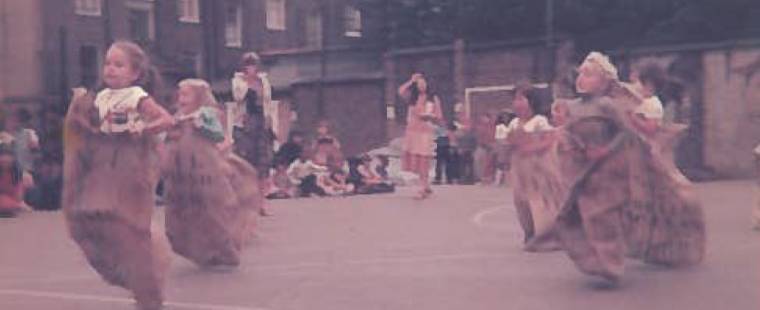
[232, 52, 275, 216]
[398, 73, 443, 200]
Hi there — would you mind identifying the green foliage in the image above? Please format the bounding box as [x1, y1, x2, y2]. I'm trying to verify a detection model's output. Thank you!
[357, 0, 760, 49]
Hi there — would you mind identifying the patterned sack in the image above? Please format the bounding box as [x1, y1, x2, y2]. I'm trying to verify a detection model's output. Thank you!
[162, 121, 261, 267]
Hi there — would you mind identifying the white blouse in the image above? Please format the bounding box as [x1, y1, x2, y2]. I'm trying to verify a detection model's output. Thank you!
[506, 115, 552, 134]
[94, 86, 148, 133]
[634, 96, 664, 120]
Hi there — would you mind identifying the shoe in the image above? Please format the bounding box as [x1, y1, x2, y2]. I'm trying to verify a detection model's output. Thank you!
[414, 188, 433, 200]
[259, 208, 272, 217]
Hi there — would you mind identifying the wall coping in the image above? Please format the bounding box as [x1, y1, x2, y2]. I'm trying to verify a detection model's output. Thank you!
[609, 38, 760, 56]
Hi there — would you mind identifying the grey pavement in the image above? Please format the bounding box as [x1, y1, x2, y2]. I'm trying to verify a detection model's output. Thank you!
[0, 181, 758, 310]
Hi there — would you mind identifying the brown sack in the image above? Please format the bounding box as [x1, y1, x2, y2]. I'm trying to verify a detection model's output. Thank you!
[63, 90, 169, 309]
[162, 121, 261, 268]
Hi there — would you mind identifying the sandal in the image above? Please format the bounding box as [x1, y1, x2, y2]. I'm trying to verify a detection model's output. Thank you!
[414, 188, 432, 200]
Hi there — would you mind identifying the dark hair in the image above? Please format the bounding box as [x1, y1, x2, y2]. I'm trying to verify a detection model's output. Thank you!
[637, 63, 667, 95]
[409, 81, 434, 106]
[107, 40, 164, 96]
[288, 130, 304, 141]
[15, 108, 32, 124]
[495, 112, 513, 126]
[515, 83, 547, 116]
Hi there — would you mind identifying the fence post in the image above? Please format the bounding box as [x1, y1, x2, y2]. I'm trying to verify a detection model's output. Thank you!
[384, 52, 401, 138]
[453, 39, 466, 119]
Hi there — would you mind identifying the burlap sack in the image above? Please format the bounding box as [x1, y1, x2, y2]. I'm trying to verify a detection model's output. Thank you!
[63, 90, 169, 309]
[162, 121, 261, 268]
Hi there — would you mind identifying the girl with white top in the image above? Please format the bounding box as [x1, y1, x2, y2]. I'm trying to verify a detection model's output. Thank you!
[505, 84, 561, 247]
[63, 41, 175, 310]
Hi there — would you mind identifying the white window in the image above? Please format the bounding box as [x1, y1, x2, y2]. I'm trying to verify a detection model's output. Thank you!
[266, 0, 286, 31]
[178, 0, 200, 23]
[127, 0, 156, 42]
[225, 2, 243, 47]
[75, 0, 102, 16]
[305, 11, 322, 48]
[344, 5, 362, 38]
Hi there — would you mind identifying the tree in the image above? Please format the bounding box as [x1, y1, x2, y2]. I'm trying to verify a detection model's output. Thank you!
[358, 0, 760, 49]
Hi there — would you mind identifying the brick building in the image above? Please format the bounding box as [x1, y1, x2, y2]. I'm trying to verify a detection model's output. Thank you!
[1, 0, 386, 148]
[2, 1, 757, 177]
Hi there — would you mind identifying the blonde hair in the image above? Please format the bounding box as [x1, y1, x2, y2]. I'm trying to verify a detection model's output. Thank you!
[240, 52, 261, 69]
[108, 40, 163, 94]
[178, 79, 218, 107]
[581, 51, 619, 81]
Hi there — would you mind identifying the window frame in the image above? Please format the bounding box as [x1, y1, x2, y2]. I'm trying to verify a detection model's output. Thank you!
[178, 0, 200, 24]
[343, 5, 362, 38]
[305, 10, 323, 48]
[224, 1, 243, 48]
[126, 0, 157, 42]
[74, 0, 102, 17]
[266, 0, 287, 31]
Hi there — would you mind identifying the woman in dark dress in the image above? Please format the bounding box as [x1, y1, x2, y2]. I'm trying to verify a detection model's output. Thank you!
[232, 53, 275, 216]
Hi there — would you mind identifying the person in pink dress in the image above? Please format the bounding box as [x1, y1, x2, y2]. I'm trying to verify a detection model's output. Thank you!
[398, 73, 443, 200]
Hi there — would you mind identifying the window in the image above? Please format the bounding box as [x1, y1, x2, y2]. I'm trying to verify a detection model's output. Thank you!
[225, 2, 243, 47]
[75, 0, 102, 16]
[178, 0, 200, 23]
[79, 45, 99, 89]
[266, 0, 286, 31]
[344, 5, 362, 38]
[305, 11, 322, 48]
[127, 0, 156, 42]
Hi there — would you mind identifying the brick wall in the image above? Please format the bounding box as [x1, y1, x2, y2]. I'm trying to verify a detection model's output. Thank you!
[290, 77, 386, 156]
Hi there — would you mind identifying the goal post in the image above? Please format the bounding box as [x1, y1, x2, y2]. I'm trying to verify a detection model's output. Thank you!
[464, 82, 549, 119]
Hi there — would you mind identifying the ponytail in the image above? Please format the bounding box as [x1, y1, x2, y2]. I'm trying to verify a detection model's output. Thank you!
[107, 40, 164, 97]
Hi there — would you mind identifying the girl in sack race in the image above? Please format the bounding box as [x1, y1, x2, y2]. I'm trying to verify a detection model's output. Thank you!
[528, 52, 705, 285]
[62, 41, 175, 310]
[162, 79, 262, 268]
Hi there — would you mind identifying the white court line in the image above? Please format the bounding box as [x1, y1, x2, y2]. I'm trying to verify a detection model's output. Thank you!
[0, 274, 97, 285]
[342, 252, 516, 265]
[471, 205, 519, 233]
[0, 289, 267, 310]
[244, 251, 518, 273]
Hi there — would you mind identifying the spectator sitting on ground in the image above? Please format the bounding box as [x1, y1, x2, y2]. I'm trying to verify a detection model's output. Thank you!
[312, 120, 344, 170]
[358, 155, 395, 194]
[26, 152, 63, 210]
[373, 155, 391, 180]
[275, 130, 305, 167]
[6, 108, 40, 174]
[267, 162, 296, 200]
[346, 155, 395, 195]
[0, 145, 28, 217]
[318, 169, 354, 196]
[287, 151, 328, 197]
